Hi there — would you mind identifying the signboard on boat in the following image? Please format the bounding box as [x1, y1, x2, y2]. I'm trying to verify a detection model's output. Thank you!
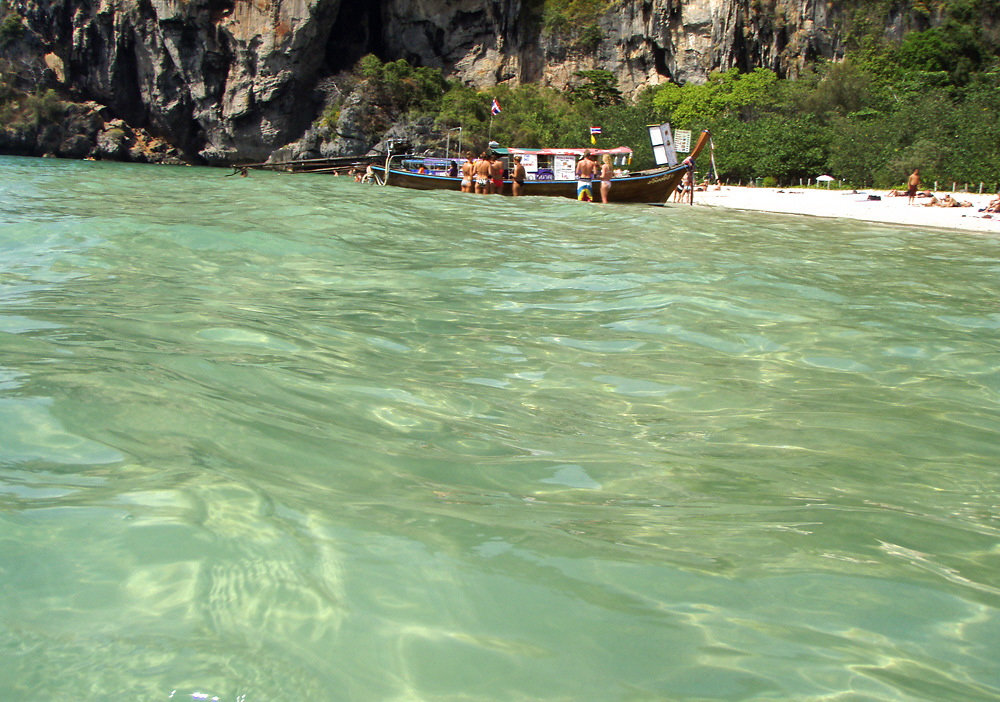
[675, 129, 692, 153]
[554, 155, 576, 181]
[648, 123, 678, 166]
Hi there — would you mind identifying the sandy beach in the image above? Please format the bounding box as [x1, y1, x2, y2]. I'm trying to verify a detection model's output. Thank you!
[690, 186, 1000, 233]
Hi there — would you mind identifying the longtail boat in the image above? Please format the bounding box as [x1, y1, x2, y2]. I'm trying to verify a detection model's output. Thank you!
[369, 130, 711, 204]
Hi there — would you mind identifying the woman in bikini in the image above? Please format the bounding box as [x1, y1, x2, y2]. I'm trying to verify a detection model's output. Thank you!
[512, 156, 526, 197]
[599, 154, 614, 204]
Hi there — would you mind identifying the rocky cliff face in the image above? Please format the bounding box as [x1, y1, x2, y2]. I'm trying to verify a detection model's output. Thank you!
[1, 0, 903, 163]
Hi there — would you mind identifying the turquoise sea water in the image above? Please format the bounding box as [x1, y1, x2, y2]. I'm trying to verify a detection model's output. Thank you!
[1, 154, 999, 701]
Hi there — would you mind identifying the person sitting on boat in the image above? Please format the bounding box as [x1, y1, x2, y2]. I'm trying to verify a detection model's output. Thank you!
[460, 152, 475, 193]
[448, 161, 459, 178]
[576, 149, 597, 202]
[489, 153, 504, 194]
[512, 156, 526, 197]
[474, 152, 492, 194]
[417, 164, 427, 175]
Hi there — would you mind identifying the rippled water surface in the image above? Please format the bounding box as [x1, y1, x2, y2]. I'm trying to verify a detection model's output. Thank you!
[2, 155, 999, 701]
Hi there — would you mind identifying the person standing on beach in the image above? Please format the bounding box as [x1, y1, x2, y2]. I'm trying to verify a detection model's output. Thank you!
[907, 169, 920, 205]
[576, 149, 597, 202]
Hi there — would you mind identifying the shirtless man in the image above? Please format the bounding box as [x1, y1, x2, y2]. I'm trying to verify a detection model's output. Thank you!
[907, 169, 920, 205]
[576, 149, 597, 202]
[489, 153, 504, 194]
[460, 152, 475, 193]
[474, 153, 492, 194]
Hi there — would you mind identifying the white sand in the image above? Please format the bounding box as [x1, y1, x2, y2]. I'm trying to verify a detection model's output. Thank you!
[690, 186, 1000, 233]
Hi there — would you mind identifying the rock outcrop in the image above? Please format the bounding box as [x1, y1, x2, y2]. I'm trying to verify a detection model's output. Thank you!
[0, 0, 943, 163]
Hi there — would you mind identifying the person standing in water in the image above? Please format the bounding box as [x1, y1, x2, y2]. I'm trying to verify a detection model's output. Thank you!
[489, 153, 504, 194]
[576, 149, 597, 202]
[460, 152, 475, 193]
[474, 152, 492, 194]
[511, 156, 526, 197]
[599, 154, 614, 204]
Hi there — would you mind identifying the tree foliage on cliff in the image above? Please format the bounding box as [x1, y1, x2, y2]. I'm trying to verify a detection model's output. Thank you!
[353, 39, 1000, 189]
[642, 0, 1000, 188]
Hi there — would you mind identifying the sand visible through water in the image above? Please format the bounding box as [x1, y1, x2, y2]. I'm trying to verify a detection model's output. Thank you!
[2, 155, 999, 701]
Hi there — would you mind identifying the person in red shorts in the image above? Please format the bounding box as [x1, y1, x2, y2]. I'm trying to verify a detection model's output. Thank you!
[489, 153, 504, 194]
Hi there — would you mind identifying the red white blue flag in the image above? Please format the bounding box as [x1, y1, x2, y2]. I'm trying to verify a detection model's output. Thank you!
[491, 98, 502, 115]
[590, 126, 601, 144]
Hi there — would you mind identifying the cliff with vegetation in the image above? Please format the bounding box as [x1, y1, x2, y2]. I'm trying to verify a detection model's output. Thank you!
[1, 0, 999, 183]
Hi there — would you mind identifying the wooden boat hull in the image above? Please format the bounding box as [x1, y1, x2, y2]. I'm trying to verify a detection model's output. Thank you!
[370, 163, 691, 204]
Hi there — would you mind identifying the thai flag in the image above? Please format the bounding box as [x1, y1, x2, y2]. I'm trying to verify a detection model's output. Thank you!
[491, 98, 502, 115]
[590, 126, 602, 136]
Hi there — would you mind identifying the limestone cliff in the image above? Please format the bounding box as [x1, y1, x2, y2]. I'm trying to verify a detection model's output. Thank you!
[0, 0, 924, 163]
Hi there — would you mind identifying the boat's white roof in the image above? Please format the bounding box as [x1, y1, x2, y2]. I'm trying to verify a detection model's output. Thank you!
[505, 146, 632, 156]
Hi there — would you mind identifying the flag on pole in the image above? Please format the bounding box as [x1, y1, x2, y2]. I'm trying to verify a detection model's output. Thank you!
[590, 126, 602, 144]
[491, 98, 502, 115]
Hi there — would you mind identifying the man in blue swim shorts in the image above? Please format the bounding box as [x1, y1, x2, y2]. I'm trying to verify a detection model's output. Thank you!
[576, 149, 597, 202]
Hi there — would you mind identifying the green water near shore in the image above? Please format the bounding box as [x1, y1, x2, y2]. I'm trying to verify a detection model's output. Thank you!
[1, 155, 999, 701]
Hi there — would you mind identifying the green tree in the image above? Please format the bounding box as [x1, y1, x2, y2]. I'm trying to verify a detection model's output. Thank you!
[569, 70, 623, 105]
[0, 1, 23, 47]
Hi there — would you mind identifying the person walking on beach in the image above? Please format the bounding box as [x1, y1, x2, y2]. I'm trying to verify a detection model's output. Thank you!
[576, 149, 597, 202]
[907, 169, 920, 205]
[511, 155, 526, 197]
